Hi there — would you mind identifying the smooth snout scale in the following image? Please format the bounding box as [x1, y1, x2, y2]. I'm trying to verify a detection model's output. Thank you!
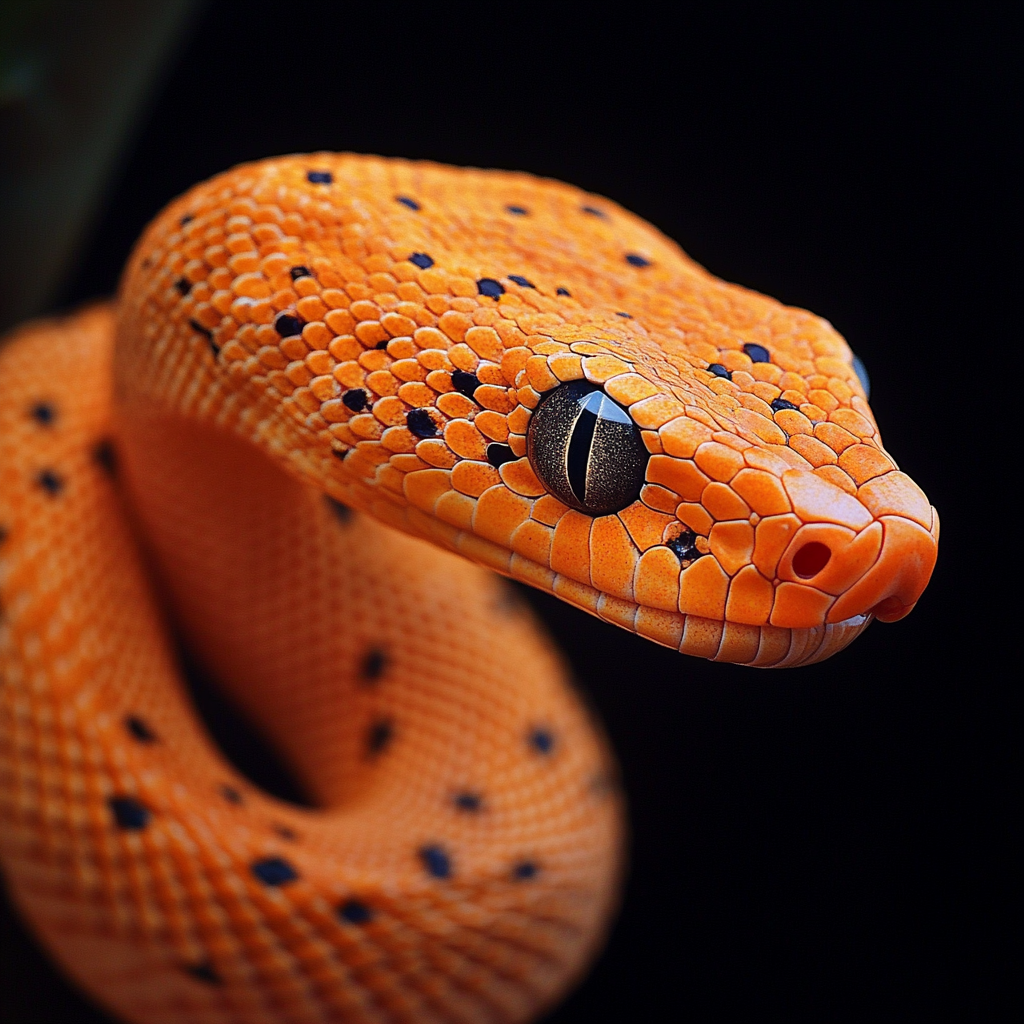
[0, 155, 938, 1023]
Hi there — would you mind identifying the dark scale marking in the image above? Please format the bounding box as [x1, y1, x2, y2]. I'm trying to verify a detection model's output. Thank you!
[108, 796, 150, 831]
[338, 899, 373, 925]
[37, 469, 63, 496]
[477, 278, 504, 300]
[409, 252, 434, 269]
[507, 274, 535, 289]
[626, 253, 651, 268]
[251, 857, 299, 886]
[189, 319, 219, 355]
[94, 439, 117, 475]
[396, 196, 421, 211]
[581, 205, 607, 218]
[331, 448, 349, 460]
[529, 728, 555, 755]
[361, 647, 387, 683]
[367, 718, 394, 755]
[743, 343, 771, 363]
[667, 529, 702, 563]
[274, 313, 304, 338]
[771, 397, 800, 413]
[175, 277, 191, 296]
[374, 339, 389, 350]
[290, 266, 312, 281]
[29, 401, 55, 425]
[125, 715, 157, 744]
[183, 961, 221, 986]
[180, 214, 193, 226]
[220, 785, 243, 805]
[326, 496, 353, 524]
[420, 845, 452, 879]
[274, 825, 299, 842]
[407, 408, 439, 438]
[307, 170, 333, 184]
[506, 205, 529, 215]
[451, 370, 481, 400]
[454, 792, 482, 813]
[707, 363, 732, 380]
[0, 526, 8, 546]
[512, 860, 539, 880]
[556, 287, 571, 296]
[486, 443, 516, 469]
[616, 312, 632, 319]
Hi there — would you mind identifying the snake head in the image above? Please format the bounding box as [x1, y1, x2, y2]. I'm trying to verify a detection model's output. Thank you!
[117, 154, 938, 667]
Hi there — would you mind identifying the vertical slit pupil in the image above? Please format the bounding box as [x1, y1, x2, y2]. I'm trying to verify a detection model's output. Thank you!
[566, 392, 601, 505]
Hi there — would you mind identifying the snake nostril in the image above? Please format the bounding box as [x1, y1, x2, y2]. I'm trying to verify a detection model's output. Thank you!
[792, 541, 832, 579]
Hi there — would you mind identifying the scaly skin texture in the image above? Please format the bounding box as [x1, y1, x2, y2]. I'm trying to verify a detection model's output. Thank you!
[0, 154, 937, 1024]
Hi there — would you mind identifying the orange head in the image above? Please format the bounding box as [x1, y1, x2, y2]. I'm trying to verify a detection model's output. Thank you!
[115, 153, 938, 667]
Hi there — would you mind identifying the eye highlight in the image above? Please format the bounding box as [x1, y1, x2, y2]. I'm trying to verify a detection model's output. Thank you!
[526, 380, 647, 515]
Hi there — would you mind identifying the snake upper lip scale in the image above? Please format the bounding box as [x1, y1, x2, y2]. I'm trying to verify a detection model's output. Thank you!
[0, 153, 937, 1023]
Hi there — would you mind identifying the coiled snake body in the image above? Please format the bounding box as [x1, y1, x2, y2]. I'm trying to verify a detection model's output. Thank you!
[0, 155, 938, 1023]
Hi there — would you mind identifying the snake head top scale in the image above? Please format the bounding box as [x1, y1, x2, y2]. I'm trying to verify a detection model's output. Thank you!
[116, 153, 938, 668]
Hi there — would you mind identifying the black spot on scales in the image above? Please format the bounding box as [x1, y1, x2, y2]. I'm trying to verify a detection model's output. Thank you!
[507, 274, 535, 289]
[338, 899, 373, 925]
[420, 845, 452, 879]
[743, 343, 771, 363]
[274, 824, 299, 842]
[626, 254, 651, 268]
[477, 278, 504, 300]
[251, 857, 299, 886]
[289, 266, 312, 281]
[454, 792, 482, 812]
[125, 716, 157, 743]
[0, 525, 8, 546]
[93, 439, 117, 476]
[342, 389, 368, 411]
[396, 196, 421, 210]
[581, 206, 607, 218]
[183, 961, 221, 986]
[506, 205, 528, 215]
[667, 529, 702, 563]
[36, 469, 63, 496]
[175, 278, 191, 296]
[307, 170, 333, 184]
[409, 252, 434, 269]
[407, 408, 438, 438]
[451, 370, 480, 400]
[486, 443, 516, 469]
[374, 339, 389, 350]
[274, 313, 304, 338]
[616, 312, 632, 319]
[108, 796, 150, 831]
[360, 648, 387, 683]
[556, 287, 571, 296]
[771, 398, 800, 413]
[326, 496, 353, 524]
[707, 363, 732, 380]
[220, 785, 243, 805]
[189, 319, 219, 355]
[512, 860, 538, 880]
[29, 402, 55, 425]
[180, 214, 193, 226]
[367, 719, 394, 755]
[528, 728, 555, 755]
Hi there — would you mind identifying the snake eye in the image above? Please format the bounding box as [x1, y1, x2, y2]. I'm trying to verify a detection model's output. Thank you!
[526, 380, 647, 515]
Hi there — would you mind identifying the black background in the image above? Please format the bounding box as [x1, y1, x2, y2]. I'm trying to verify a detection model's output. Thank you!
[2, 2, 1018, 1021]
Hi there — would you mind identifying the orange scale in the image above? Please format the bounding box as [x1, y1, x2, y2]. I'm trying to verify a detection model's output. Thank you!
[474, 411, 509, 442]
[628, 395, 686, 431]
[434, 489, 477, 532]
[814, 465, 857, 494]
[517, 385, 541, 409]
[702, 482, 750, 522]
[455, 531, 513, 574]
[499, 458, 546, 497]
[598, 594, 640, 632]
[436, 392, 477, 419]
[386, 338, 418, 360]
[451, 460, 500, 497]
[603, 373, 660, 406]
[775, 409, 813, 435]
[507, 433, 527, 457]
[724, 565, 774, 626]
[390, 453, 429, 473]
[552, 575, 601, 614]
[710, 431, 752, 453]
[381, 311, 417, 337]
[633, 547, 682, 611]
[397, 382, 435, 407]
[782, 469, 872, 530]
[660, 417, 714, 459]
[732, 407, 788, 445]
[511, 518, 554, 567]
[377, 463, 406, 495]
[715, 621, 762, 664]
[788, 434, 837, 467]
[731, 468, 791, 516]
[475, 385, 514, 414]
[327, 335, 360, 363]
[380, 426, 418, 454]
[550, 511, 594, 585]
[582, 354, 632, 383]
[365, 370, 398, 397]
[373, 396, 407, 426]
[752, 513, 802, 579]
[813, 421, 860, 454]
[296, 296, 328, 321]
[694, 441, 745, 482]
[678, 556, 729, 620]
[679, 614, 726, 660]
[444, 420, 488, 461]
[510, 553, 557, 592]
[358, 349, 391, 372]
[641, 483, 681, 515]
[589, 516, 638, 602]
[532, 493, 570, 527]
[677, 502, 714, 536]
[305, 350, 334, 376]
[636, 607, 684, 650]
[526, 356, 559, 392]
[770, 582, 834, 629]
[830, 407, 875, 439]
[839, 444, 896, 485]
[858, 471, 932, 530]
[414, 439, 457, 469]
[800, 403, 827, 421]
[549, 353, 585, 381]
[749, 624, 793, 667]
[709, 520, 754, 576]
[619, 503, 674, 551]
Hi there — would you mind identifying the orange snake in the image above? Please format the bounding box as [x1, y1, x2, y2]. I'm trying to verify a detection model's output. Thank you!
[0, 154, 938, 1023]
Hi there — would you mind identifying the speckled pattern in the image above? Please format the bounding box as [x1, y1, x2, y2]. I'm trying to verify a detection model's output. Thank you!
[0, 154, 937, 1023]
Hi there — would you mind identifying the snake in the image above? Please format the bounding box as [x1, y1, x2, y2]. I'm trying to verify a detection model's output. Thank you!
[0, 154, 938, 1024]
